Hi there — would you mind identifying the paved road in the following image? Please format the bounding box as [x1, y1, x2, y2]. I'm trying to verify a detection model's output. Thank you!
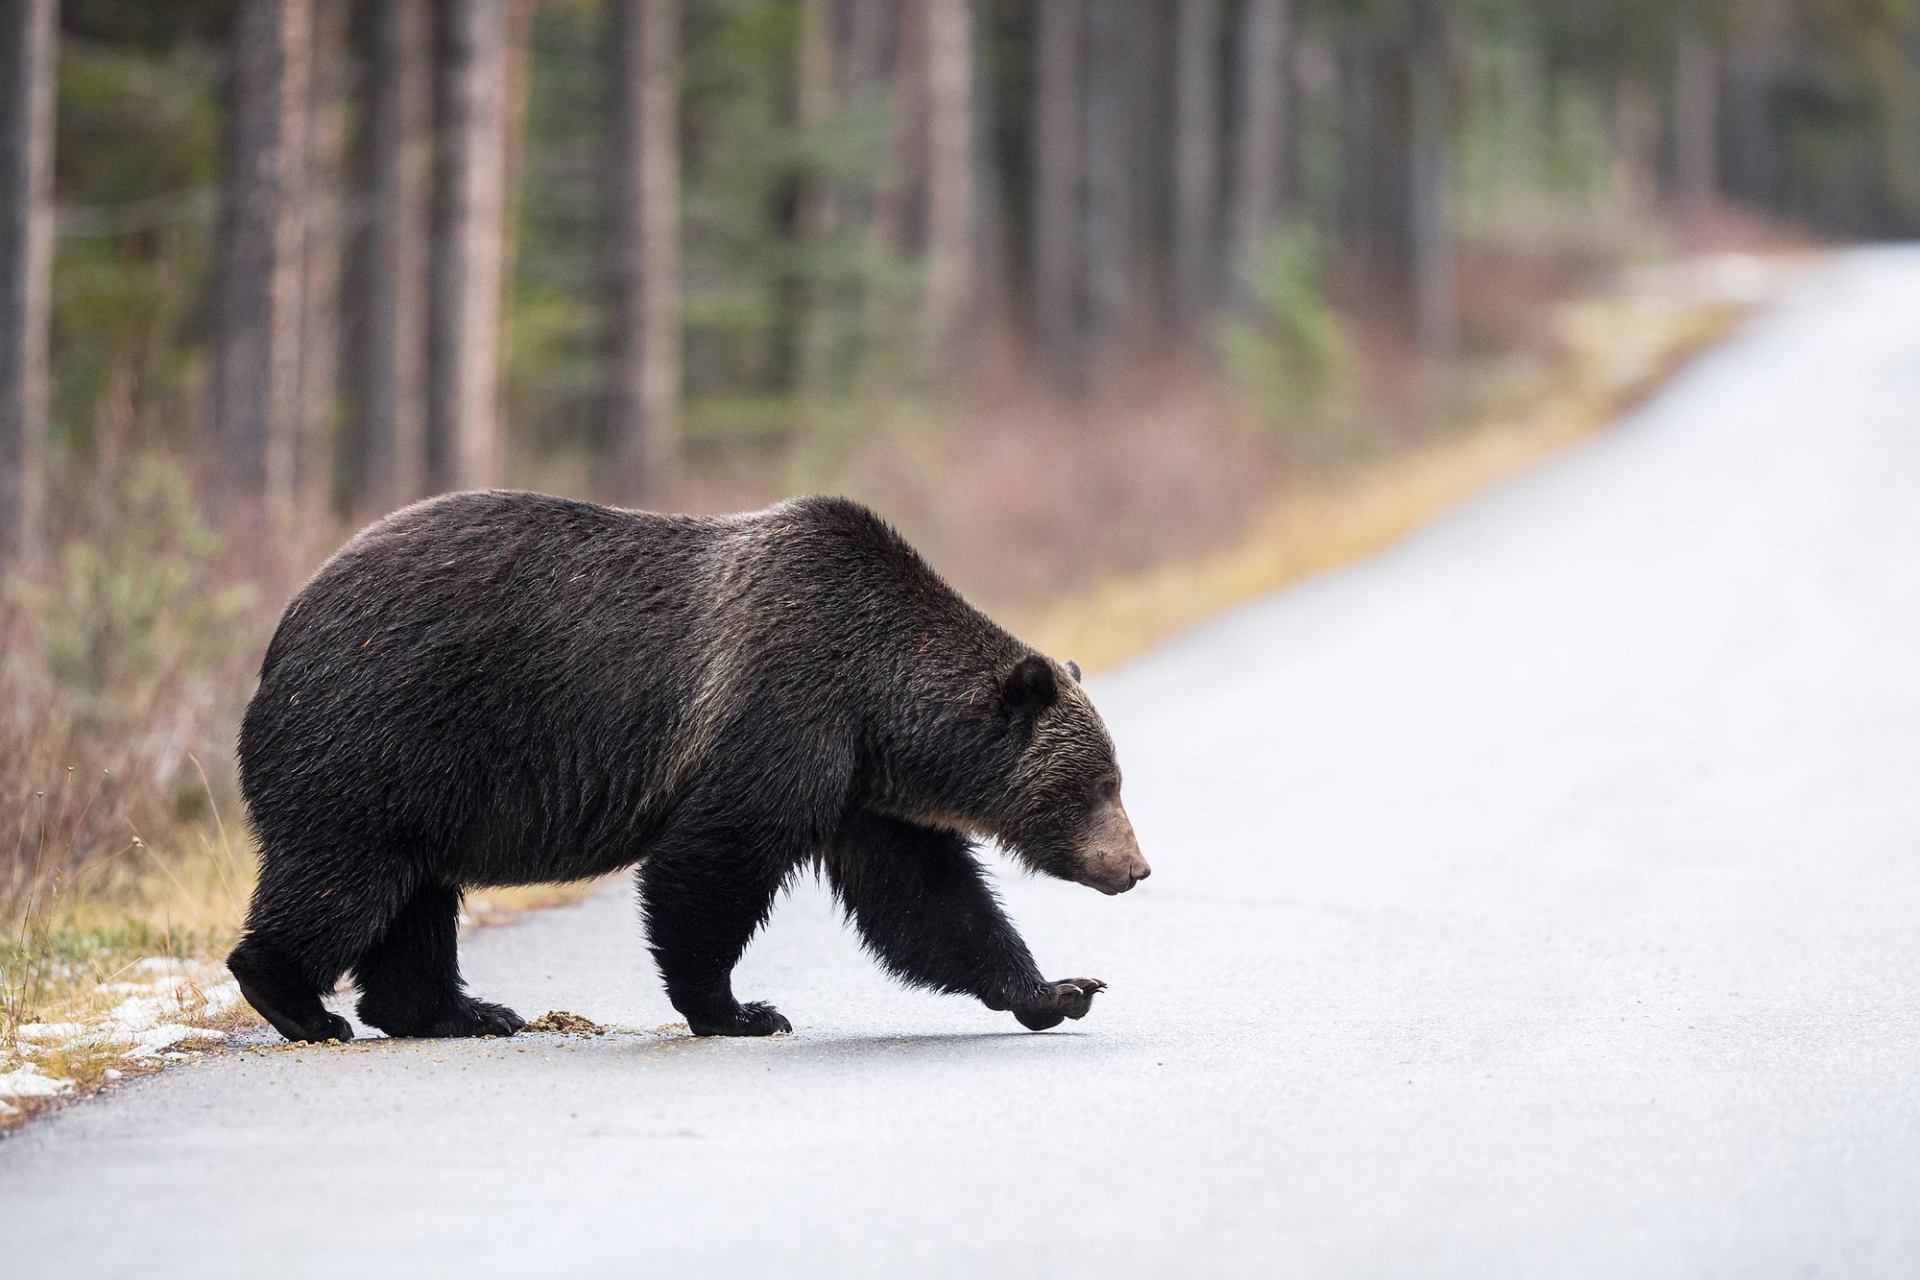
[7, 250, 1920, 1277]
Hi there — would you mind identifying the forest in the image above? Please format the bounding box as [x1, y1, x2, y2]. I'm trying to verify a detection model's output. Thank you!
[2, 0, 1919, 920]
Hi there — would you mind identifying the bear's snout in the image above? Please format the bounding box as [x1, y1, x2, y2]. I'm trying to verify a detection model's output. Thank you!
[1076, 800, 1149, 895]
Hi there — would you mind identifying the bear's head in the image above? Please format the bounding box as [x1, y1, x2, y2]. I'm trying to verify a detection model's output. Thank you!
[991, 654, 1151, 895]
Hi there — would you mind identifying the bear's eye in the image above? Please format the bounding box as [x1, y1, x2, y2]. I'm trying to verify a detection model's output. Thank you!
[1094, 777, 1119, 801]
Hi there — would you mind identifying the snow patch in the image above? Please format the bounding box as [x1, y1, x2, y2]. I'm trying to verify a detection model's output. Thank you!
[122, 1025, 228, 1060]
[98, 961, 241, 1042]
[15, 1022, 88, 1042]
[8, 958, 240, 1063]
[0, 1066, 75, 1101]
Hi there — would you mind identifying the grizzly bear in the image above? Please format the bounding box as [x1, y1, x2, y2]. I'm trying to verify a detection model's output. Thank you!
[227, 491, 1149, 1042]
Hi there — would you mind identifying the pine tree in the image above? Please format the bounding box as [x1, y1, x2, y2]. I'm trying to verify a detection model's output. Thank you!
[355, 0, 433, 511]
[606, 0, 682, 505]
[211, 0, 313, 520]
[0, 0, 56, 561]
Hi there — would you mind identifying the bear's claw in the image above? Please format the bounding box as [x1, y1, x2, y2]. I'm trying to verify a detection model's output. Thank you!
[686, 1000, 792, 1037]
[455, 999, 528, 1038]
[1013, 977, 1106, 1031]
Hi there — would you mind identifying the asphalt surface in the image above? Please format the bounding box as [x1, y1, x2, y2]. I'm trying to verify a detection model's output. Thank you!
[5, 249, 1920, 1277]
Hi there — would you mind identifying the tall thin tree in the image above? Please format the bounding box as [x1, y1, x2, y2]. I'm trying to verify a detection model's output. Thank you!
[1610, 73, 1659, 213]
[1031, 0, 1082, 385]
[1081, 0, 1137, 365]
[1408, 0, 1455, 363]
[793, 0, 836, 399]
[1336, 25, 1412, 297]
[296, 0, 349, 509]
[495, 0, 536, 395]
[1230, 0, 1290, 302]
[211, 0, 313, 520]
[923, 0, 975, 365]
[968, 0, 1010, 345]
[1173, 0, 1223, 334]
[1673, 32, 1720, 230]
[606, 0, 682, 506]
[876, 0, 928, 258]
[0, 0, 56, 563]
[833, 0, 894, 390]
[428, 0, 511, 493]
[355, 0, 432, 511]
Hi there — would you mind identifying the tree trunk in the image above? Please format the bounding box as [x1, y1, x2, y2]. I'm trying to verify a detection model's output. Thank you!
[1030, 0, 1083, 386]
[1673, 34, 1720, 230]
[605, 0, 682, 506]
[1132, 0, 1176, 340]
[1610, 73, 1658, 213]
[0, 0, 56, 563]
[794, 0, 835, 397]
[1722, 42, 1781, 214]
[796, 0, 834, 234]
[922, 0, 974, 366]
[355, 0, 432, 512]
[1337, 29, 1412, 298]
[968, 0, 1009, 347]
[1081, 0, 1134, 367]
[830, 0, 894, 393]
[495, 0, 535, 408]
[1172, 0, 1222, 333]
[1407, 0, 1455, 364]
[428, 0, 510, 493]
[211, 0, 313, 521]
[296, 0, 349, 512]
[1229, 0, 1289, 301]
[876, 0, 927, 257]
[842, 0, 893, 93]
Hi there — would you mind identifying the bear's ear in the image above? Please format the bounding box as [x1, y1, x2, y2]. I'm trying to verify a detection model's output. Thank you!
[1002, 655, 1057, 718]
[1065, 659, 1083, 684]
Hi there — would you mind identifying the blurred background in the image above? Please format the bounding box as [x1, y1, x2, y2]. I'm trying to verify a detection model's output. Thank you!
[2, 0, 1918, 990]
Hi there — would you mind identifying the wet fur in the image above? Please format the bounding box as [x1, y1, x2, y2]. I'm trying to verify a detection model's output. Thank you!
[228, 491, 1123, 1041]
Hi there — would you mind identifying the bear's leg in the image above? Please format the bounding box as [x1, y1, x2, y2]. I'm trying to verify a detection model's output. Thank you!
[354, 883, 526, 1038]
[227, 933, 356, 1043]
[228, 859, 405, 1043]
[640, 831, 797, 1037]
[824, 811, 1106, 1031]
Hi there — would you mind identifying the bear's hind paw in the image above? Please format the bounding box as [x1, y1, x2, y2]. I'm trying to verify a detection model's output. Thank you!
[358, 992, 526, 1039]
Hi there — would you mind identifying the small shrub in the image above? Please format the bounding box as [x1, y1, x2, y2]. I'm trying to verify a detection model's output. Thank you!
[3, 453, 264, 920]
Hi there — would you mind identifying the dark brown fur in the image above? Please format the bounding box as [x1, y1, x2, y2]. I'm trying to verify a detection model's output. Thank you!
[228, 491, 1147, 1041]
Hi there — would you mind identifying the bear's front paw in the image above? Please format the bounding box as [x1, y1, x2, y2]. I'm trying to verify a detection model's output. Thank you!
[286, 1010, 355, 1043]
[686, 1000, 793, 1037]
[455, 999, 528, 1038]
[1013, 978, 1106, 1032]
